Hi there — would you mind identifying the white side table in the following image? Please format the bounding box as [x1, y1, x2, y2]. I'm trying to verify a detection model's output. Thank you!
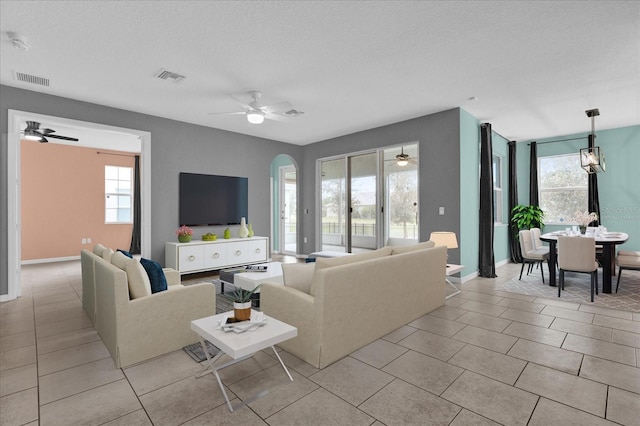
[191, 310, 297, 412]
[445, 264, 464, 299]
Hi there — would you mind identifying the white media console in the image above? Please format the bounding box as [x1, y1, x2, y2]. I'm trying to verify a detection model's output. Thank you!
[165, 236, 269, 274]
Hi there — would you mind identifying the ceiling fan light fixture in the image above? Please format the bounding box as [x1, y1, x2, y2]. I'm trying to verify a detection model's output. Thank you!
[247, 110, 265, 124]
[396, 158, 409, 166]
[24, 130, 41, 141]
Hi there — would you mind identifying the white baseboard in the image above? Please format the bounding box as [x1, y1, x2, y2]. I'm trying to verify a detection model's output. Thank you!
[21, 255, 80, 265]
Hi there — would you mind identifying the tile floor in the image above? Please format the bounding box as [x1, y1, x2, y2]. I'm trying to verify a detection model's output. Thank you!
[1, 261, 639, 425]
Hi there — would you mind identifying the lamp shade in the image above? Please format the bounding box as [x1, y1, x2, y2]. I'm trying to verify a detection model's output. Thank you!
[429, 231, 458, 249]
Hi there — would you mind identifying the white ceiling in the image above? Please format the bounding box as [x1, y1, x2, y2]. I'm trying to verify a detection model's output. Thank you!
[1, 1, 638, 146]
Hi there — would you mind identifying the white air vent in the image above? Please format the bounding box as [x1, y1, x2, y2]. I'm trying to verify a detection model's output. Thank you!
[14, 71, 50, 87]
[155, 69, 185, 83]
[282, 109, 304, 117]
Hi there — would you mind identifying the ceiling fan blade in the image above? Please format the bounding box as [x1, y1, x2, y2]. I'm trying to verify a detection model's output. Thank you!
[47, 134, 79, 142]
[40, 136, 48, 143]
[262, 101, 293, 114]
[264, 113, 288, 122]
[229, 93, 253, 110]
[40, 128, 56, 135]
[208, 111, 245, 116]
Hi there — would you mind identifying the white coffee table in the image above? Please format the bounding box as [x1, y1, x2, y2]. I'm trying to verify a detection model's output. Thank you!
[445, 264, 464, 299]
[233, 262, 284, 292]
[191, 310, 297, 412]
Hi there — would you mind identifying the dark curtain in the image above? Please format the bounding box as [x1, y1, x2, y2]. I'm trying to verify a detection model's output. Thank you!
[508, 141, 522, 263]
[479, 123, 496, 277]
[129, 155, 142, 254]
[529, 142, 539, 206]
[587, 134, 601, 226]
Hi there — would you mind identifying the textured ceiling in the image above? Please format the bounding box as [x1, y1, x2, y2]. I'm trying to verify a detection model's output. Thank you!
[1, 1, 638, 145]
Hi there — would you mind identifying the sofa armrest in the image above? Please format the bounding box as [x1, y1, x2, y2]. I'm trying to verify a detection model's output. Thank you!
[261, 282, 322, 367]
[116, 282, 216, 367]
[162, 268, 181, 286]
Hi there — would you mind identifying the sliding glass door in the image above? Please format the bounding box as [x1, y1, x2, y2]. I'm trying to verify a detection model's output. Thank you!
[318, 143, 418, 252]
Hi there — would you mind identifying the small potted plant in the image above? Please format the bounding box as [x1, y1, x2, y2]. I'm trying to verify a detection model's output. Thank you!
[225, 285, 262, 321]
[176, 225, 193, 243]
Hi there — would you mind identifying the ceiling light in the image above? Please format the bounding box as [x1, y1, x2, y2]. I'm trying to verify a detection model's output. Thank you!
[247, 110, 265, 124]
[580, 109, 605, 174]
[396, 158, 409, 166]
[23, 129, 41, 141]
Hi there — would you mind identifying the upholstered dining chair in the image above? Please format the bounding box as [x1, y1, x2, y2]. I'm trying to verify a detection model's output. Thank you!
[518, 230, 549, 283]
[557, 236, 599, 302]
[530, 228, 549, 254]
[615, 250, 640, 293]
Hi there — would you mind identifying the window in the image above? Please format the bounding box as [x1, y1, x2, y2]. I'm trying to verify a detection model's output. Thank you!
[105, 165, 133, 224]
[492, 155, 503, 223]
[538, 154, 588, 224]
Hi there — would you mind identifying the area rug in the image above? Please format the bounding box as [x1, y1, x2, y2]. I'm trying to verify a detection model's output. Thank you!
[183, 341, 220, 363]
[496, 268, 640, 313]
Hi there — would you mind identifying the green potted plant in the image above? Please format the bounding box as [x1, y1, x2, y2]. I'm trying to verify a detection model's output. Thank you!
[225, 285, 262, 321]
[510, 204, 545, 236]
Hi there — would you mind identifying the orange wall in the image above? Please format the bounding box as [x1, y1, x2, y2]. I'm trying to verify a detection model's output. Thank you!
[21, 141, 135, 261]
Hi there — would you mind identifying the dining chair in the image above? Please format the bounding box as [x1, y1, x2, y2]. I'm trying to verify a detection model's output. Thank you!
[615, 250, 640, 293]
[557, 236, 598, 302]
[518, 230, 548, 283]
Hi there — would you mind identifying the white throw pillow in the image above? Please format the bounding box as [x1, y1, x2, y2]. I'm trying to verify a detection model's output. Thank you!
[391, 240, 436, 255]
[111, 251, 151, 299]
[93, 243, 107, 256]
[101, 248, 114, 263]
[282, 263, 315, 294]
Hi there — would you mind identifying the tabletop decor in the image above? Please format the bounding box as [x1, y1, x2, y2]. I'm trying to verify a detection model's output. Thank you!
[238, 217, 249, 238]
[572, 211, 598, 233]
[176, 225, 193, 243]
[225, 284, 262, 321]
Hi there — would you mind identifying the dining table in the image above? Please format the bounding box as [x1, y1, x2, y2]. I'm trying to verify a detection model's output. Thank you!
[540, 231, 629, 293]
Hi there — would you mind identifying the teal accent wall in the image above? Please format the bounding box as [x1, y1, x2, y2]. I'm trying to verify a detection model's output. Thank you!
[517, 125, 640, 251]
[459, 109, 480, 276]
[492, 132, 510, 264]
[270, 154, 295, 252]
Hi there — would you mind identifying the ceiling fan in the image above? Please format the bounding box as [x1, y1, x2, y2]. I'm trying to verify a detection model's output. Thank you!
[386, 146, 416, 166]
[210, 91, 304, 124]
[22, 121, 79, 142]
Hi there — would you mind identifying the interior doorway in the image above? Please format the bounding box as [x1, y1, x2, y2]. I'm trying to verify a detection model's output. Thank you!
[279, 165, 297, 255]
[4, 109, 151, 302]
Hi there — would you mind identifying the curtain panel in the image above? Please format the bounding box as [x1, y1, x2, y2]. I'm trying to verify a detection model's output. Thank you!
[529, 142, 539, 206]
[479, 123, 496, 278]
[508, 141, 523, 263]
[129, 155, 142, 254]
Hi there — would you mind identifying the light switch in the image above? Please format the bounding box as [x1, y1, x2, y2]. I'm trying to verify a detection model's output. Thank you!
[439, 207, 445, 216]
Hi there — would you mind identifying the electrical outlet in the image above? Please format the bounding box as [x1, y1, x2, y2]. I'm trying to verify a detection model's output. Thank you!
[82, 238, 87, 244]
[304, 237, 308, 244]
[439, 207, 445, 216]
[87, 238, 92, 244]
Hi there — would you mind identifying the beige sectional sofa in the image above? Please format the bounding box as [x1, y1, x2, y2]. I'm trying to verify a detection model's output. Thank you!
[261, 243, 447, 368]
[81, 245, 217, 368]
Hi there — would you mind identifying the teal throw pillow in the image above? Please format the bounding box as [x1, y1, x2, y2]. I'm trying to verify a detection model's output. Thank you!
[140, 258, 168, 293]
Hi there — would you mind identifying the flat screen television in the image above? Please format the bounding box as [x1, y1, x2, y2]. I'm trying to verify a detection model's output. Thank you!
[179, 172, 248, 226]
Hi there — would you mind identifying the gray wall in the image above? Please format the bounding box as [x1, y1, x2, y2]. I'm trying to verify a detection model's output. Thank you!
[300, 108, 462, 263]
[0, 85, 302, 294]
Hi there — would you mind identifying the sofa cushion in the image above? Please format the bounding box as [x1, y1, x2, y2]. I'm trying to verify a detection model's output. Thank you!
[282, 262, 315, 294]
[101, 248, 114, 263]
[140, 258, 168, 293]
[311, 247, 393, 297]
[111, 251, 151, 299]
[117, 249, 133, 258]
[93, 243, 108, 256]
[314, 246, 393, 272]
[391, 240, 436, 255]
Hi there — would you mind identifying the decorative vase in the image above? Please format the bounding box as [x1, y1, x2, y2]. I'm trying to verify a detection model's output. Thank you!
[233, 302, 251, 321]
[238, 217, 249, 238]
[178, 234, 191, 243]
[247, 223, 254, 237]
[579, 226, 587, 235]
